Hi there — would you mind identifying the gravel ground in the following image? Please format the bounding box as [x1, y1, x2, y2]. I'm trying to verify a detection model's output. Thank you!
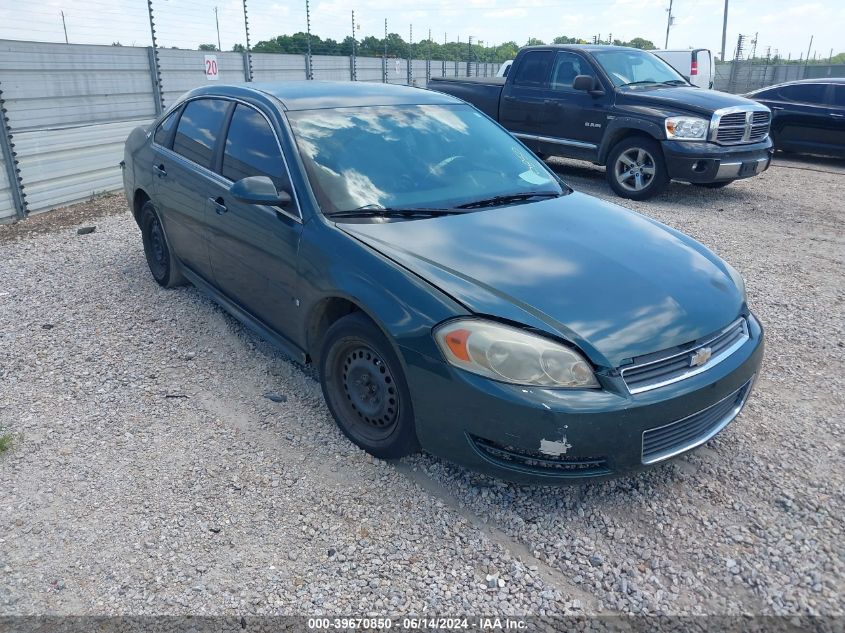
[0, 156, 843, 618]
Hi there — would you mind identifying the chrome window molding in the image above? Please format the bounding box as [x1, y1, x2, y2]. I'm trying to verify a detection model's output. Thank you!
[512, 131, 597, 150]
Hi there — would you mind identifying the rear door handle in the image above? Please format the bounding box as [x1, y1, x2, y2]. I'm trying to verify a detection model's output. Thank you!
[153, 163, 167, 177]
[209, 196, 228, 215]
[831, 113, 844, 118]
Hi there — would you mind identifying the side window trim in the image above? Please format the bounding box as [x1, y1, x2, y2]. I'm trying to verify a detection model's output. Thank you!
[549, 51, 595, 93]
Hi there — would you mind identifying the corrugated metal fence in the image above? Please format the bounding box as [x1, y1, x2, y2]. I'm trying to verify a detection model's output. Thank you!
[714, 61, 845, 94]
[0, 39, 499, 221]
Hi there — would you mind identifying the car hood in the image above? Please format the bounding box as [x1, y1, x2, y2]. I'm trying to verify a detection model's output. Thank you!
[617, 86, 764, 117]
[338, 192, 744, 368]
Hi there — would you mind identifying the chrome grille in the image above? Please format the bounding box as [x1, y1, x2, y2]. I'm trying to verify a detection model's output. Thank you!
[621, 318, 749, 394]
[642, 379, 752, 464]
[713, 108, 770, 145]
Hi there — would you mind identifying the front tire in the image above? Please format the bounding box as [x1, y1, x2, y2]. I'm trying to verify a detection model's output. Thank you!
[606, 137, 668, 200]
[140, 201, 185, 288]
[319, 312, 420, 459]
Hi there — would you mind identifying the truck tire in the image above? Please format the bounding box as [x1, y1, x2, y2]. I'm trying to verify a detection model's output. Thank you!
[606, 137, 668, 201]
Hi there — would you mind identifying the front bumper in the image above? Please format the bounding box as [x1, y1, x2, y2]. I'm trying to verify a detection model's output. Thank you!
[662, 138, 774, 183]
[402, 314, 764, 484]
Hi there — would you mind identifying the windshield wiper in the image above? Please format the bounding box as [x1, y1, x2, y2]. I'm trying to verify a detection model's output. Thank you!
[328, 206, 460, 219]
[621, 80, 660, 87]
[455, 191, 562, 209]
[661, 79, 689, 86]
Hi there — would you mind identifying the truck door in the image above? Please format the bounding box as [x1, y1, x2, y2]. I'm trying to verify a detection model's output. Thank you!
[499, 50, 554, 140]
[540, 51, 609, 157]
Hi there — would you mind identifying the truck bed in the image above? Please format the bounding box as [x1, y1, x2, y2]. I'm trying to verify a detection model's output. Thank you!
[428, 76, 505, 120]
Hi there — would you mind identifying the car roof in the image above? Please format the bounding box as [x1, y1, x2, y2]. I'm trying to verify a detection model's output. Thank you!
[182, 81, 463, 111]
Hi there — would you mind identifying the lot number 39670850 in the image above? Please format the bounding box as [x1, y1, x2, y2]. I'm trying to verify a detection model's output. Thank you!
[205, 55, 219, 81]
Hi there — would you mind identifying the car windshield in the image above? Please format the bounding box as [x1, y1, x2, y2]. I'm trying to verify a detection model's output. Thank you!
[286, 104, 563, 215]
[592, 49, 687, 88]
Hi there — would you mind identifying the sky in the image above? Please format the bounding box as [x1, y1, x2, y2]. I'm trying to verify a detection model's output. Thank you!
[0, 0, 842, 61]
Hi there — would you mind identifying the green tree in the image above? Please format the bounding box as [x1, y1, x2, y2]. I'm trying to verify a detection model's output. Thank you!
[232, 43, 245, 52]
[527, 38, 546, 46]
[625, 37, 656, 50]
[198, 43, 218, 51]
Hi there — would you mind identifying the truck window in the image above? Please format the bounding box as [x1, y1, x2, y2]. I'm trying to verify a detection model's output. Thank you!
[550, 52, 595, 91]
[832, 84, 845, 107]
[513, 51, 554, 87]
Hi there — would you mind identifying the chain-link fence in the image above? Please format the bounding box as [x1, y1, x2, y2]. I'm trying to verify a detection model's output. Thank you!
[715, 61, 845, 94]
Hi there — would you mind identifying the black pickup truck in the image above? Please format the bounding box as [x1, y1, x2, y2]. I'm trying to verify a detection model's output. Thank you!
[430, 45, 774, 199]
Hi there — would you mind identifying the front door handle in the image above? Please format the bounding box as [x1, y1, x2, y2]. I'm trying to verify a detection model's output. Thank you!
[831, 113, 844, 118]
[209, 196, 228, 215]
[153, 163, 167, 177]
[771, 106, 784, 111]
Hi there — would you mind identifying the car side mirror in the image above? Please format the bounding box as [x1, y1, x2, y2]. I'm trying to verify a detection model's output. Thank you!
[229, 176, 292, 206]
[573, 74, 605, 97]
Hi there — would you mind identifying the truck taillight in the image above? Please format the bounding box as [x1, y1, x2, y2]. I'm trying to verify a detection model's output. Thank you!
[690, 60, 698, 75]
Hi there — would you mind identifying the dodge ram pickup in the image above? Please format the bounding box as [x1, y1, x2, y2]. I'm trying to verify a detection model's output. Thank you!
[430, 45, 774, 200]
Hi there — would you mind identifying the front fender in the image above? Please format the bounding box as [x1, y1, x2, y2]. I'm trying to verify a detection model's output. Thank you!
[598, 117, 665, 163]
[296, 220, 468, 362]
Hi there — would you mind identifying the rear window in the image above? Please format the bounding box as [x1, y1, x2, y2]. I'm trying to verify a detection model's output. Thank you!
[173, 99, 230, 168]
[831, 84, 845, 107]
[777, 83, 827, 105]
[513, 51, 554, 87]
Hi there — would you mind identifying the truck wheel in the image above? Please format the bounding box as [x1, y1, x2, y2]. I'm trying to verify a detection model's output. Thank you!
[606, 138, 668, 200]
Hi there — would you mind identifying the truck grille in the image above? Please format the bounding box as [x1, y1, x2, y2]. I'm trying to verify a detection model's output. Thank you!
[714, 109, 770, 145]
[641, 379, 752, 464]
[469, 435, 611, 478]
[621, 318, 749, 394]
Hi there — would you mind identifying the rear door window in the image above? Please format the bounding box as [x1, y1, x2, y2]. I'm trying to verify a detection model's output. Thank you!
[513, 51, 554, 87]
[222, 104, 288, 189]
[778, 83, 828, 105]
[830, 84, 845, 107]
[172, 98, 230, 168]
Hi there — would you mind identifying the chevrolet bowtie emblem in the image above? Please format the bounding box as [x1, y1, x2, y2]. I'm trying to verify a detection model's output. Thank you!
[690, 347, 713, 368]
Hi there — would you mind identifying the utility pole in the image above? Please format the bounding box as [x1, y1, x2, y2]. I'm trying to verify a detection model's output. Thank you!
[214, 7, 221, 52]
[664, 0, 674, 48]
[60, 10, 68, 44]
[805, 35, 813, 66]
[720, 0, 728, 61]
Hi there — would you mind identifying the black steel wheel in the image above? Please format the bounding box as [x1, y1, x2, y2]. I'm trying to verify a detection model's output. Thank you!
[319, 312, 419, 458]
[140, 200, 185, 288]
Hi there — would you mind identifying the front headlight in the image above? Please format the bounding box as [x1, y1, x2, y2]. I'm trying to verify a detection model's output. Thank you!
[665, 116, 709, 140]
[433, 319, 599, 388]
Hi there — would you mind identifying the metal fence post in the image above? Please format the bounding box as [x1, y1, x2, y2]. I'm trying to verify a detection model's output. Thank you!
[242, 0, 253, 81]
[146, 1, 164, 113]
[146, 47, 163, 115]
[0, 84, 27, 219]
[304, 54, 312, 80]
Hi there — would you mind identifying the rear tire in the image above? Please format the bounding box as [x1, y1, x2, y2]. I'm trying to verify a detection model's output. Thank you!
[319, 312, 420, 459]
[140, 201, 185, 288]
[606, 137, 668, 200]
